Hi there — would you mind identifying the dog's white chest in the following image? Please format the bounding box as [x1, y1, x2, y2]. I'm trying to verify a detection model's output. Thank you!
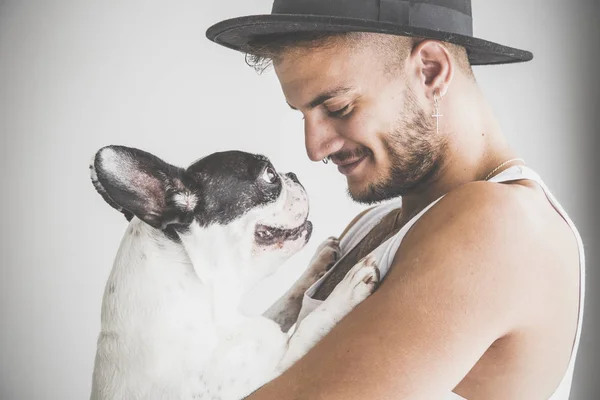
[91, 221, 289, 400]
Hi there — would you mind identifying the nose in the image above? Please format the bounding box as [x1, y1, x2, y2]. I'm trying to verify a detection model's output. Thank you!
[286, 172, 300, 184]
[304, 117, 344, 162]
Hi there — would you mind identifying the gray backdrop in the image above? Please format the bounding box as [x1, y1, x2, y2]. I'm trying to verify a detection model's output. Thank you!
[1, 1, 598, 399]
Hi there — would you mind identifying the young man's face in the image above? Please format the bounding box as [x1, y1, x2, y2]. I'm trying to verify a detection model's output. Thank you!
[274, 36, 446, 204]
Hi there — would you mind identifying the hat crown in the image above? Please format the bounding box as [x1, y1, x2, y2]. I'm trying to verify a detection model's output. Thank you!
[205, 0, 533, 65]
[271, 0, 473, 36]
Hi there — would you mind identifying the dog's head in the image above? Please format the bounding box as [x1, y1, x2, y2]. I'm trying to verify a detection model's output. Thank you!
[90, 145, 312, 283]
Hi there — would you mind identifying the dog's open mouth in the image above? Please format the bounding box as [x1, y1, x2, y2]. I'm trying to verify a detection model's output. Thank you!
[255, 220, 313, 246]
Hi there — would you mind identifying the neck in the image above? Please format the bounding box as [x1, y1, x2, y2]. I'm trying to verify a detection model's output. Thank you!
[400, 77, 523, 219]
[113, 220, 253, 328]
[178, 223, 256, 321]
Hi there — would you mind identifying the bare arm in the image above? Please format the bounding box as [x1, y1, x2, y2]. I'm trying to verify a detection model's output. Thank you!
[246, 182, 544, 399]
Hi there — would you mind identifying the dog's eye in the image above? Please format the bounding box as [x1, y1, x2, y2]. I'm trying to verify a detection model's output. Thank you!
[261, 167, 278, 184]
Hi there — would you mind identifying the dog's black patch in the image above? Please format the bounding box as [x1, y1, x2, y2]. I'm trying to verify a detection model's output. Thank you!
[91, 146, 287, 239]
[184, 151, 282, 227]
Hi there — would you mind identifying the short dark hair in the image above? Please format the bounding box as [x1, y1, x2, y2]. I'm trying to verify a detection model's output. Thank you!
[243, 31, 353, 73]
[242, 31, 473, 77]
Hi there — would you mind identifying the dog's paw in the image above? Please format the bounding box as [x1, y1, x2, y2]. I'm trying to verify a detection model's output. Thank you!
[329, 255, 380, 306]
[307, 236, 341, 280]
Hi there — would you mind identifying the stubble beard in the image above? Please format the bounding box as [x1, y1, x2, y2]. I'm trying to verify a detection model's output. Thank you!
[349, 88, 447, 204]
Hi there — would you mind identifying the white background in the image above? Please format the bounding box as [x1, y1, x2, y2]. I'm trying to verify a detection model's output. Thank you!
[1, 1, 598, 399]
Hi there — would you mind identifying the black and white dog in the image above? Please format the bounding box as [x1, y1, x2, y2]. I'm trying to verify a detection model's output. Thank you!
[89, 145, 379, 400]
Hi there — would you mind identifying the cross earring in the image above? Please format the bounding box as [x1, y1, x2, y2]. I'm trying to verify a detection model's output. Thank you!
[432, 91, 443, 134]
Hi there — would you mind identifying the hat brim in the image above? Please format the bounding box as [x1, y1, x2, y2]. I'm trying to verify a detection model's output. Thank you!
[206, 14, 533, 66]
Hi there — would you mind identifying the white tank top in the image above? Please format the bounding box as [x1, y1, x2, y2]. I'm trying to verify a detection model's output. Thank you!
[296, 165, 585, 400]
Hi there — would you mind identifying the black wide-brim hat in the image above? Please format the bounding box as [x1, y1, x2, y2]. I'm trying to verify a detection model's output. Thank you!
[206, 0, 533, 66]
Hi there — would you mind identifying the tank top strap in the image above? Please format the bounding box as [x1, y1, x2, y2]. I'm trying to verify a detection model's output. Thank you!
[371, 195, 446, 277]
[491, 165, 586, 399]
[339, 198, 402, 253]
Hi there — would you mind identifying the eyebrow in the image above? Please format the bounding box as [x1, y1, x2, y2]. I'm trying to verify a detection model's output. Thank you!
[286, 86, 354, 111]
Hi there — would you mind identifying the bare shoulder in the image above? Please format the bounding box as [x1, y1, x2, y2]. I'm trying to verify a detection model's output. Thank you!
[377, 180, 581, 398]
[388, 179, 579, 326]
[402, 179, 570, 260]
[400, 180, 546, 259]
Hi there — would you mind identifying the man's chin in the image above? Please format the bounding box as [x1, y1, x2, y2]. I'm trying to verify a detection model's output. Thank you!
[346, 177, 409, 204]
[346, 183, 384, 205]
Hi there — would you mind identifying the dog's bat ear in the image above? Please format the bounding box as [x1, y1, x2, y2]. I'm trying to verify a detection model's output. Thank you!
[89, 152, 135, 222]
[90, 145, 197, 230]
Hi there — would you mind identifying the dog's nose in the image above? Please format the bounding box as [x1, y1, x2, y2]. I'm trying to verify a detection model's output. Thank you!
[286, 172, 300, 184]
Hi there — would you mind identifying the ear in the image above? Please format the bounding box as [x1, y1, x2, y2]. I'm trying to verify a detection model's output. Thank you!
[90, 145, 198, 230]
[410, 39, 454, 99]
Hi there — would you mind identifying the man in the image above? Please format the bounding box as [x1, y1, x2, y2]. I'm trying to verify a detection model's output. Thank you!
[206, 0, 585, 398]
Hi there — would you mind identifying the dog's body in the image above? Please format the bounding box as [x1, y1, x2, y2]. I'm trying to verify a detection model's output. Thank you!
[89, 146, 378, 400]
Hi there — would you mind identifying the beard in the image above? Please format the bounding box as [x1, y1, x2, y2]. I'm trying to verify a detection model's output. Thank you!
[348, 87, 447, 204]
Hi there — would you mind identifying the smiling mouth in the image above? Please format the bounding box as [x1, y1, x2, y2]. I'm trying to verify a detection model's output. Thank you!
[255, 220, 313, 246]
[330, 148, 372, 176]
[334, 155, 369, 176]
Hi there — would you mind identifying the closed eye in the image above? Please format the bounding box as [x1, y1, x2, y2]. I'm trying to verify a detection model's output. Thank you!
[327, 104, 351, 118]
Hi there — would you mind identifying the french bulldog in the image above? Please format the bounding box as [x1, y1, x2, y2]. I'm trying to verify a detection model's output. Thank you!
[89, 145, 379, 400]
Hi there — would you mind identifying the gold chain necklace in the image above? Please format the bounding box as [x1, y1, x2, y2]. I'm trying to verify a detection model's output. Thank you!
[484, 158, 526, 181]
